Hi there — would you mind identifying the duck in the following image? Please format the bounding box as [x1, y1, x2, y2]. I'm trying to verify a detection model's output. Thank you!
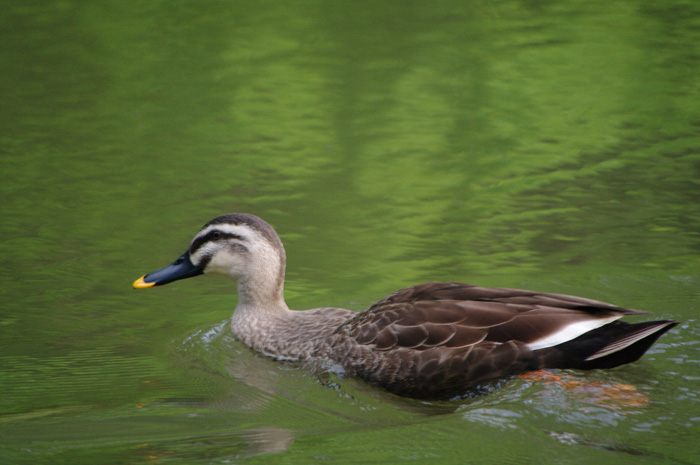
[133, 213, 677, 400]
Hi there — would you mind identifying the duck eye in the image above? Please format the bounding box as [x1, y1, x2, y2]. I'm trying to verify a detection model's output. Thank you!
[211, 231, 222, 240]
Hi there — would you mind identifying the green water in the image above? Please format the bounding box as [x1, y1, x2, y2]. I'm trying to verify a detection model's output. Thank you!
[1, 1, 699, 463]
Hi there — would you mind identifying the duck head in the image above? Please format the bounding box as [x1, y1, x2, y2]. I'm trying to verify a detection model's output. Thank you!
[133, 214, 286, 303]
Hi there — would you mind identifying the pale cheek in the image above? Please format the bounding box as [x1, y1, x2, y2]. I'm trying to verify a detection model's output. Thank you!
[206, 254, 247, 277]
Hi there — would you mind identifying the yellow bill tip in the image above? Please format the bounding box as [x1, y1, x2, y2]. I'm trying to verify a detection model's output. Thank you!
[133, 276, 156, 289]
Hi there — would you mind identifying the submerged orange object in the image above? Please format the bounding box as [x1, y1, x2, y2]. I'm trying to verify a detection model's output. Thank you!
[520, 370, 649, 409]
[519, 370, 562, 383]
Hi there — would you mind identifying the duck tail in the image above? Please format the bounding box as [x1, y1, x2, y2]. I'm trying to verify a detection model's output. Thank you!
[537, 320, 677, 370]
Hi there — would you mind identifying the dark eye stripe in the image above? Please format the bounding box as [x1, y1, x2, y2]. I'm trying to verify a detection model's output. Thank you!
[190, 230, 244, 254]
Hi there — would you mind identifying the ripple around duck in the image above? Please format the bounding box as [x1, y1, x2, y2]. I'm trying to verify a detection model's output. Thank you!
[167, 316, 694, 444]
[445, 321, 700, 459]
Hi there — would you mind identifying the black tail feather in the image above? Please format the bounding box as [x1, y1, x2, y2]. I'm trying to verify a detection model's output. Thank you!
[537, 320, 677, 370]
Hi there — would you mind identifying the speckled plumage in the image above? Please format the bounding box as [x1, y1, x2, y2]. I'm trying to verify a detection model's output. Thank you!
[134, 213, 677, 400]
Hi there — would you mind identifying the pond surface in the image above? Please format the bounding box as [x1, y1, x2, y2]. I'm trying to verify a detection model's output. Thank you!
[1, 1, 699, 464]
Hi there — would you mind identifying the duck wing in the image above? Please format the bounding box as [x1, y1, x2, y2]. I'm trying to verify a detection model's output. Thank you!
[337, 282, 647, 352]
[328, 282, 673, 399]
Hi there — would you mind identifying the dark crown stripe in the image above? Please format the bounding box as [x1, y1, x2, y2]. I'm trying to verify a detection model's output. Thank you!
[190, 230, 244, 254]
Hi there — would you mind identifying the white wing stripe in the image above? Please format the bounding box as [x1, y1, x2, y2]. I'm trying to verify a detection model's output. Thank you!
[526, 316, 620, 351]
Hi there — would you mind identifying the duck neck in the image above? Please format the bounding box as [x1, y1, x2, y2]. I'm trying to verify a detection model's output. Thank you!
[231, 262, 290, 334]
[235, 276, 287, 311]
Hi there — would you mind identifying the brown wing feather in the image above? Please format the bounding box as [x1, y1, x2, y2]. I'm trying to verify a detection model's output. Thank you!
[326, 282, 668, 399]
[375, 282, 648, 314]
[334, 282, 641, 352]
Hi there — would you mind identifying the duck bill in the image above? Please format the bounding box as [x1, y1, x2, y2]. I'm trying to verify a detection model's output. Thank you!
[133, 250, 203, 289]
